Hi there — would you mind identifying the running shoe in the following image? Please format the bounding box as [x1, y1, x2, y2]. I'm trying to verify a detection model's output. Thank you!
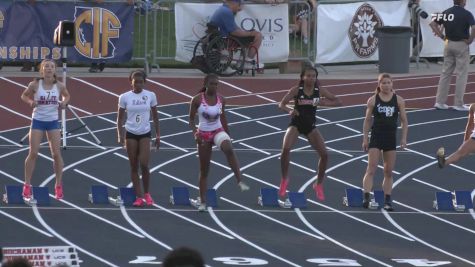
[383, 202, 394, 211]
[362, 200, 370, 209]
[54, 184, 63, 200]
[144, 193, 154, 206]
[436, 147, 445, 168]
[22, 183, 32, 198]
[238, 181, 250, 192]
[132, 197, 145, 207]
[279, 178, 289, 197]
[313, 182, 325, 201]
[198, 203, 206, 212]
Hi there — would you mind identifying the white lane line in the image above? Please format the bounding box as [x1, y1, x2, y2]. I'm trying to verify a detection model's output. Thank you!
[361, 160, 401, 175]
[244, 173, 411, 241]
[32, 205, 120, 267]
[239, 142, 271, 155]
[113, 152, 128, 160]
[382, 209, 475, 266]
[295, 209, 393, 267]
[336, 123, 361, 134]
[73, 169, 118, 189]
[158, 110, 173, 117]
[208, 208, 301, 267]
[219, 80, 276, 103]
[0, 135, 23, 147]
[148, 79, 193, 99]
[412, 178, 450, 192]
[70, 77, 119, 97]
[159, 171, 197, 189]
[0, 209, 54, 237]
[77, 137, 106, 150]
[221, 197, 325, 240]
[256, 121, 281, 131]
[160, 140, 189, 153]
[119, 205, 173, 250]
[228, 110, 251, 119]
[0, 105, 31, 120]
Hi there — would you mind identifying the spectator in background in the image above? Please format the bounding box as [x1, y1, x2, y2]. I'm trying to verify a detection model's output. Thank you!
[430, 0, 475, 111]
[209, 0, 263, 69]
[289, 0, 316, 45]
[162, 247, 205, 267]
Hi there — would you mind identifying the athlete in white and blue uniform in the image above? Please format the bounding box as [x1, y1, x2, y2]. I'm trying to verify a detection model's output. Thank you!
[20, 59, 70, 200]
[117, 70, 160, 207]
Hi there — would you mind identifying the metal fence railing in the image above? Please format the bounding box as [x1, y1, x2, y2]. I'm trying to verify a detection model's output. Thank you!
[132, 0, 316, 72]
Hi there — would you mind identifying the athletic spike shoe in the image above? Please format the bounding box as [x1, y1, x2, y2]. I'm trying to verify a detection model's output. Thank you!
[238, 181, 250, 192]
[198, 203, 206, 212]
[22, 184, 32, 198]
[313, 182, 325, 201]
[383, 202, 394, 211]
[144, 193, 154, 206]
[436, 147, 445, 168]
[132, 197, 145, 207]
[54, 184, 63, 200]
[279, 178, 289, 197]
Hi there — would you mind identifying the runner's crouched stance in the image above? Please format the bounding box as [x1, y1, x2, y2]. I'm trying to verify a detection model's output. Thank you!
[361, 73, 408, 211]
[189, 73, 249, 212]
[278, 66, 342, 201]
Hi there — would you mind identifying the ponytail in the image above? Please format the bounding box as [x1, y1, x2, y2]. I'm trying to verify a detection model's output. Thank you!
[199, 73, 218, 93]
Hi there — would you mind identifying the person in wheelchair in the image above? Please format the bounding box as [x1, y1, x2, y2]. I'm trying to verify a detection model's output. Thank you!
[209, 0, 263, 70]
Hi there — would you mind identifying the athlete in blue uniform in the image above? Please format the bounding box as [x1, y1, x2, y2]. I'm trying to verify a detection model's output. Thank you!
[278, 67, 342, 201]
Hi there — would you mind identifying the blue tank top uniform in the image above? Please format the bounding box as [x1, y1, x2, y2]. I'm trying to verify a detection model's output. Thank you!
[290, 86, 320, 135]
[369, 93, 399, 151]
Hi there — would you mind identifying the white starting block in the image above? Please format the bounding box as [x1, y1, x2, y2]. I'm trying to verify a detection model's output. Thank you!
[108, 196, 124, 206]
[433, 190, 474, 212]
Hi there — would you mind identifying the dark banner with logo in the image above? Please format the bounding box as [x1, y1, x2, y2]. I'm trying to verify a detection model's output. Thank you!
[0, 1, 133, 63]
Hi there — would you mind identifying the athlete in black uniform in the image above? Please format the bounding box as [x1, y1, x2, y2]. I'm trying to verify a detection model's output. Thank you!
[362, 73, 408, 211]
[278, 67, 342, 201]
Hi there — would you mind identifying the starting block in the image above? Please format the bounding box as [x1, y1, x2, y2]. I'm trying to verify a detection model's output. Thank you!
[453, 190, 474, 211]
[343, 188, 363, 207]
[3, 185, 24, 204]
[433, 192, 454, 211]
[373, 190, 384, 209]
[288, 192, 307, 209]
[258, 188, 279, 207]
[88, 185, 109, 204]
[32, 187, 50, 206]
[119, 187, 136, 206]
[169, 187, 191, 206]
[205, 189, 218, 208]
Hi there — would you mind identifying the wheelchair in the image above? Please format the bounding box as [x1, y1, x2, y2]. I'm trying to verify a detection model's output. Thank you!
[191, 25, 260, 77]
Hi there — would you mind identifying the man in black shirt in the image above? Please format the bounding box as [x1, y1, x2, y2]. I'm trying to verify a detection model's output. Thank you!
[430, 0, 475, 111]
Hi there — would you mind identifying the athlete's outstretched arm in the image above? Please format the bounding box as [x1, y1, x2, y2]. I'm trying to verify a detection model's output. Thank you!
[220, 97, 230, 135]
[362, 96, 375, 151]
[464, 104, 475, 141]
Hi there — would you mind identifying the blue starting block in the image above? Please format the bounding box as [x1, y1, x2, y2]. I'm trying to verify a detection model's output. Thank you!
[343, 188, 363, 207]
[453, 190, 474, 211]
[169, 187, 191, 206]
[119, 187, 136, 206]
[32, 187, 50, 206]
[288, 192, 306, 209]
[205, 189, 218, 208]
[3, 185, 24, 204]
[258, 188, 279, 207]
[88, 185, 109, 204]
[373, 190, 385, 209]
[433, 191, 453, 211]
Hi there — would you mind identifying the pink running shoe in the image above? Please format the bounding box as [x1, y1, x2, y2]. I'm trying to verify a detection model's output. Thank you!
[55, 184, 63, 200]
[144, 193, 154, 206]
[313, 182, 325, 201]
[279, 178, 289, 197]
[22, 184, 32, 198]
[133, 197, 145, 207]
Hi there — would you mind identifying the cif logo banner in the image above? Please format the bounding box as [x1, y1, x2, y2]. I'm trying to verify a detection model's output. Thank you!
[74, 6, 121, 60]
